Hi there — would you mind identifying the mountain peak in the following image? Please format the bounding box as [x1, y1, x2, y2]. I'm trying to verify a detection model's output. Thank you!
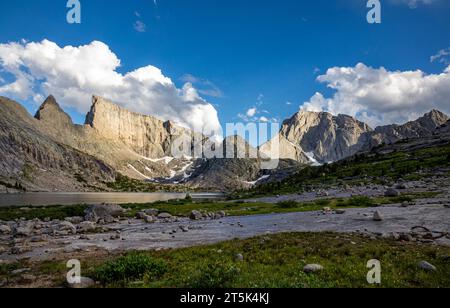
[34, 95, 73, 126]
[423, 109, 448, 121]
[416, 109, 449, 130]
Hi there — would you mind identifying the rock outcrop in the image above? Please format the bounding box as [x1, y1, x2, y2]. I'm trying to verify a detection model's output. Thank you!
[0, 96, 116, 192]
[261, 109, 449, 164]
[85, 96, 203, 159]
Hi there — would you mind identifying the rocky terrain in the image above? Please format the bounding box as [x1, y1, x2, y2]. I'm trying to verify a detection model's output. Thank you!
[0, 178, 449, 266]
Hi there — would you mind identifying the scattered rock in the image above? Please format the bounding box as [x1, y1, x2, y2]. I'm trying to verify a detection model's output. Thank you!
[180, 226, 189, 233]
[235, 253, 244, 262]
[11, 244, 31, 255]
[0, 224, 11, 234]
[144, 215, 155, 223]
[373, 211, 384, 222]
[144, 209, 159, 216]
[158, 213, 173, 220]
[385, 188, 400, 197]
[190, 210, 203, 220]
[110, 234, 121, 240]
[217, 211, 226, 218]
[84, 203, 124, 223]
[11, 268, 31, 275]
[13, 222, 35, 237]
[395, 183, 407, 190]
[418, 261, 437, 272]
[56, 221, 77, 235]
[65, 216, 84, 224]
[303, 264, 324, 273]
[68, 277, 96, 289]
[136, 212, 147, 220]
[78, 221, 97, 233]
[399, 233, 414, 242]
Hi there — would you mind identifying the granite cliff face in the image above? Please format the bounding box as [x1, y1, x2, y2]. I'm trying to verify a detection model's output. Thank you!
[261, 109, 449, 164]
[0, 96, 116, 192]
[85, 96, 202, 159]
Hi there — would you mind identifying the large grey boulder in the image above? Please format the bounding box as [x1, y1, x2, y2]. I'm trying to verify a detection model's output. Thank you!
[84, 203, 124, 223]
[0, 224, 11, 234]
[13, 222, 35, 237]
[190, 210, 203, 220]
[78, 221, 97, 233]
[55, 221, 77, 234]
[418, 261, 437, 272]
[303, 264, 324, 273]
[385, 188, 401, 197]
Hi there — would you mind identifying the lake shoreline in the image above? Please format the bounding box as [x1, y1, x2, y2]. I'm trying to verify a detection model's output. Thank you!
[0, 192, 226, 207]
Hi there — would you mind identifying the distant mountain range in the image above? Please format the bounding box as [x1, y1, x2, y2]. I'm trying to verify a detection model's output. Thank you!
[261, 108, 449, 164]
[0, 95, 448, 192]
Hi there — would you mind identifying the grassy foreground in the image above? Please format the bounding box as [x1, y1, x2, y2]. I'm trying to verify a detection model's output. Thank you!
[2, 232, 449, 288]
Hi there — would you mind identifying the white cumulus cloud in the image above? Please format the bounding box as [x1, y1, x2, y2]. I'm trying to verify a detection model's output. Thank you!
[302, 63, 450, 127]
[0, 39, 222, 136]
[390, 0, 438, 9]
[246, 107, 257, 117]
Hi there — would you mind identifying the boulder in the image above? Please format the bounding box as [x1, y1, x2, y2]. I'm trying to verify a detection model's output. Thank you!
[144, 215, 156, 223]
[395, 183, 407, 190]
[399, 233, 413, 242]
[158, 213, 173, 220]
[418, 261, 436, 272]
[190, 210, 203, 220]
[136, 212, 147, 220]
[235, 253, 244, 262]
[13, 222, 35, 237]
[78, 221, 97, 233]
[84, 203, 124, 223]
[68, 277, 96, 289]
[373, 211, 384, 222]
[65, 216, 84, 224]
[385, 188, 400, 197]
[0, 224, 11, 234]
[55, 221, 77, 234]
[303, 264, 324, 273]
[335, 209, 346, 215]
[144, 209, 159, 216]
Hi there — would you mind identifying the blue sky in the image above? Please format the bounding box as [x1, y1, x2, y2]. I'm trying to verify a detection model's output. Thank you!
[0, 0, 450, 135]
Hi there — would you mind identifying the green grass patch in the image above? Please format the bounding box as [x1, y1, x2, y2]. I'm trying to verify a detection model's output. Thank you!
[0, 204, 87, 221]
[241, 143, 450, 198]
[93, 253, 168, 287]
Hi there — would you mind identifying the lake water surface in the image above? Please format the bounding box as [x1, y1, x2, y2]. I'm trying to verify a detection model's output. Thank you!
[0, 192, 225, 207]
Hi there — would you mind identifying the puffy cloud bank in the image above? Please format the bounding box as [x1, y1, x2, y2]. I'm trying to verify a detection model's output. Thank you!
[302, 63, 450, 127]
[0, 39, 221, 135]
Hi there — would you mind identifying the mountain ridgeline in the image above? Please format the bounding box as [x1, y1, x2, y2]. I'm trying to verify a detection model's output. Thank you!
[261, 109, 449, 164]
[0, 94, 448, 192]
